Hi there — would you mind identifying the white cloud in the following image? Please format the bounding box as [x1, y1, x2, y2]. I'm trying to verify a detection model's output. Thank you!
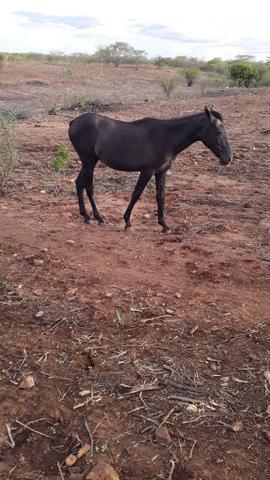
[0, 0, 269, 60]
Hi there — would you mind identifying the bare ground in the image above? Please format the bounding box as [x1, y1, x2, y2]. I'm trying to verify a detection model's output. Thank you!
[0, 63, 270, 480]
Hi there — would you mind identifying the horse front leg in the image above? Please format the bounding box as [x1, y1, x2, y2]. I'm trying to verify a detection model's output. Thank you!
[155, 170, 169, 233]
[76, 167, 90, 223]
[124, 170, 153, 229]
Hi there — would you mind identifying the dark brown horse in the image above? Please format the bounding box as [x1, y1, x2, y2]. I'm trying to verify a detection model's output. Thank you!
[68, 106, 232, 232]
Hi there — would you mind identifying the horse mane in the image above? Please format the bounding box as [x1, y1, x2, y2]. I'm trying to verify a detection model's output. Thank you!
[211, 109, 223, 122]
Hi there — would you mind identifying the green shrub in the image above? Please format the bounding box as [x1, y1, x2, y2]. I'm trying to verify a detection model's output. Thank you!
[159, 77, 179, 98]
[48, 106, 57, 115]
[52, 145, 70, 171]
[228, 62, 258, 87]
[0, 117, 17, 193]
[184, 67, 200, 86]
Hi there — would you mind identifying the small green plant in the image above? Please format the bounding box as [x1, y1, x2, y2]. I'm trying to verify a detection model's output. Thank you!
[48, 106, 57, 115]
[159, 77, 179, 98]
[0, 117, 17, 193]
[65, 94, 88, 111]
[52, 145, 70, 171]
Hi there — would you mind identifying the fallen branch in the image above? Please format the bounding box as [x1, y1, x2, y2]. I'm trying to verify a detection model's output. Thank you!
[15, 419, 52, 439]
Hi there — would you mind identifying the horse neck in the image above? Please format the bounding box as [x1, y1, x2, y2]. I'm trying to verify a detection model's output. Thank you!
[166, 113, 206, 155]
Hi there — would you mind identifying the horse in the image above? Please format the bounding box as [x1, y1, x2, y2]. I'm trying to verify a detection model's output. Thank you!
[68, 106, 232, 232]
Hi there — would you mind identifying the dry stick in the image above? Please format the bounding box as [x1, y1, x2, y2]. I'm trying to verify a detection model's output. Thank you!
[49, 317, 66, 332]
[140, 314, 170, 323]
[15, 420, 52, 439]
[84, 415, 94, 458]
[5, 423, 15, 448]
[124, 384, 162, 395]
[159, 407, 176, 428]
[168, 459, 176, 480]
[160, 380, 199, 393]
[57, 461, 65, 480]
[189, 440, 197, 459]
[168, 395, 213, 409]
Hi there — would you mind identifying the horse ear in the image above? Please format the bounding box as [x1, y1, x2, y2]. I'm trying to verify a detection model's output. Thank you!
[205, 106, 215, 123]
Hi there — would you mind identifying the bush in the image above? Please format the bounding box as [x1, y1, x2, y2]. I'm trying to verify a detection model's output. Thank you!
[0, 117, 17, 193]
[48, 106, 57, 115]
[184, 67, 200, 86]
[159, 77, 179, 98]
[52, 145, 70, 171]
[228, 62, 258, 87]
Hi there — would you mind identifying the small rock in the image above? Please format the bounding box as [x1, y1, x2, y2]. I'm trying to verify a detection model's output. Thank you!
[65, 454, 77, 467]
[46, 407, 61, 424]
[155, 425, 171, 444]
[34, 288, 43, 296]
[231, 420, 244, 432]
[33, 258, 44, 266]
[66, 239, 75, 245]
[266, 405, 270, 415]
[105, 292, 113, 298]
[76, 443, 91, 459]
[35, 310, 44, 318]
[86, 463, 119, 480]
[144, 213, 151, 219]
[15, 284, 23, 297]
[186, 404, 198, 413]
[175, 292, 182, 299]
[165, 309, 174, 315]
[19, 375, 35, 389]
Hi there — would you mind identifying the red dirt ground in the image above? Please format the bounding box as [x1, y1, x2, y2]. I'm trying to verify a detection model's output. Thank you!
[0, 63, 270, 480]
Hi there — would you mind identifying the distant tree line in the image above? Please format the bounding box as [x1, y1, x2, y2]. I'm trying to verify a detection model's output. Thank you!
[1, 45, 270, 87]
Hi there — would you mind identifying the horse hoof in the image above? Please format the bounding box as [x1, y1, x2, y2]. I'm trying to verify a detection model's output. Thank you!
[84, 218, 90, 224]
[98, 220, 106, 226]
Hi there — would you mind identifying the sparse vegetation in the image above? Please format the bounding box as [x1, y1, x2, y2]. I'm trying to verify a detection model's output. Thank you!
[159, 77, 179, 98]
[48, 106, 57, 115]
[52, 145, 70, 171]
[0, 117, 17, 193]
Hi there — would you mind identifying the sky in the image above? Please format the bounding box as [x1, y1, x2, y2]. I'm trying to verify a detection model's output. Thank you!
[1, 0, 270, 61]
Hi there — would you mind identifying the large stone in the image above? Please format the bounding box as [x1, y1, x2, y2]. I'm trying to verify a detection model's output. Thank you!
[85, 463, 119, 480]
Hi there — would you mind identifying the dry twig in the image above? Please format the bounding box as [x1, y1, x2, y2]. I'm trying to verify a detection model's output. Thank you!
[168, 459, 176, 480]
[5, 423, 15, 448]
[15, 419, 52, 439]
[84, 415, 94, 458]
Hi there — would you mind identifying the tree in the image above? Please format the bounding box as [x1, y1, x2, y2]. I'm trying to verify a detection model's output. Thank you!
[228, 62, 258, 87]
[96, 45, 111, 65]
[153, 56, 168, 68]
[96, 42, 147, 67]
[184, 67, 200, 86]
